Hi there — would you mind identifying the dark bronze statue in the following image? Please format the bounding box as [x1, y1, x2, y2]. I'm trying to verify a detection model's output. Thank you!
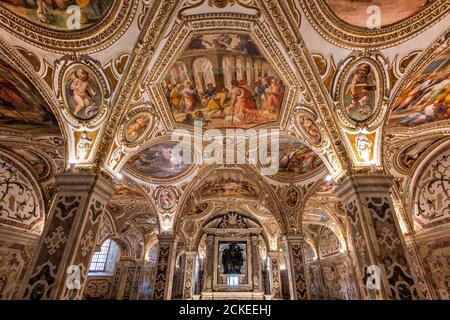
[222, 242, 244, 274]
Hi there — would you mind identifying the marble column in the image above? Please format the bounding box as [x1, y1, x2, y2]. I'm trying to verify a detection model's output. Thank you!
[182, 251, 197, 300]
[285, 235, 309, 300]
[152, 234, 178, 300]
[109, 258, 143, 300]
[203, 235, 215, 292]
[267, 251, 283, 300]
[251, 236, 263, 293]
[335, 175, 420, 300]
[19, 173, 115, 300]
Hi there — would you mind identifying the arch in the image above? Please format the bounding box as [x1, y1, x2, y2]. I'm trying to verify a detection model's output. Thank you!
[89, 238, 121, 274]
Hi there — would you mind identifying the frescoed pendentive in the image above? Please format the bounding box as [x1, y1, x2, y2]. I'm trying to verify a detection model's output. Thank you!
[390, 48, 450, 127]
[124, 114, 151, 144]
[163, 33, 285, 129]
[343, 63, 377, 122]
[0, 61, 58, 130]
[63, 65, 103, 120]
[324, 0, 433, 28]
[127, 142, 188, 178]
[278, 137, 323, 177]
[0, 0, 114, 31]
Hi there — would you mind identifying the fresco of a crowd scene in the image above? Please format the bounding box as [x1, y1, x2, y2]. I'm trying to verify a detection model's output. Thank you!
[163, 33, 285, 129]
[390, 47, 450, 127]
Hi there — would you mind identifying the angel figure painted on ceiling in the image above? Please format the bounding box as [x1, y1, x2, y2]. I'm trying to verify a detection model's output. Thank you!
[344, 63, 377, 122]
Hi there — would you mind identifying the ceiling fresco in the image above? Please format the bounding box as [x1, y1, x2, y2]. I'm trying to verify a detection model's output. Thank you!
[126, 141, 188, 179]
[389, 47, 450, 127]
[163, 33, 285, 129]
[324, 0, 433, 27]
[0, 61, 59, 131]
[0, 0, 114, 31]
[0, 0, 448, 301]
[278, 137, 323, 177]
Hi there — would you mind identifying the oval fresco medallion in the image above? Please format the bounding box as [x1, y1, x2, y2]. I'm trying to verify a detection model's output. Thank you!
[341, 61, 380, 122]
[127, 141, 189, 179]
[63, 64, 104, 121]
[124, 114, 151, 144]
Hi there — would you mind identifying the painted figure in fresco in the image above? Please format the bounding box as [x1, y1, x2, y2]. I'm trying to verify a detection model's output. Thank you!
[346, 63, 376, 119]
[169, 83, 183, 110]
[69, 68, 98, 117]
[0, 63, 57, 129]
[222, 243, 244, 274]
[229, 79, 258, 124]
[126, 116, 149, 143]
[182, 81, 200, 112]
[298, 115, 321, 144]
[159, 190, 173, 210]
[286, 188, 298, 207]
[394, 72, 450, 125]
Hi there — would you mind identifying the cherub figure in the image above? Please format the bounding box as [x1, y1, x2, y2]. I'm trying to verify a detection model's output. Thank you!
[70, 68, 97, 117]
[347, 63, 376, 116]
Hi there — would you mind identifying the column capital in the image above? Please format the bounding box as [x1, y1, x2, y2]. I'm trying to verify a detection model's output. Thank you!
[185, 251, 197, 258]
[335, 174, 394, 200]
[55, 172, 116, 199]
[286, 234, 304, 243]
[158, 234, 178, 243]
[267, 251, 281, 259]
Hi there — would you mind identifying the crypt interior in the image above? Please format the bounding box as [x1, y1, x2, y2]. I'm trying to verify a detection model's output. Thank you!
[0, 0, 449, 300]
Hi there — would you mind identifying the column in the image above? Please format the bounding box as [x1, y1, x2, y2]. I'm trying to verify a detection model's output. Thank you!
[267, 251, 283, 299]
[19, 173, 115, 300]
[152, 234, 178, 300]
[251, 236, 263, 292]
[109, 258, 141, 300]
[203, 235, 214, 292]
[183, 251, 197, 299]
[285, 235, 309, 300]
[335, 175, 420, 300]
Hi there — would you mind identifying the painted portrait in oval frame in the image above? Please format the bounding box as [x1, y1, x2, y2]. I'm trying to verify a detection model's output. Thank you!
[159, 189, 175, 211]
[342, 62, 378, 122]
[124, 114, 151, 144]
[63, 65, 103, 121]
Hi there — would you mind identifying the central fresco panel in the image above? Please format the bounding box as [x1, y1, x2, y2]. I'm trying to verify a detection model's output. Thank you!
[163, 33, 285, 129]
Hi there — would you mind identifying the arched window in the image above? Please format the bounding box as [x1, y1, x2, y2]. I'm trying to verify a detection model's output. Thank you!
[89, 239, 119, 273]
